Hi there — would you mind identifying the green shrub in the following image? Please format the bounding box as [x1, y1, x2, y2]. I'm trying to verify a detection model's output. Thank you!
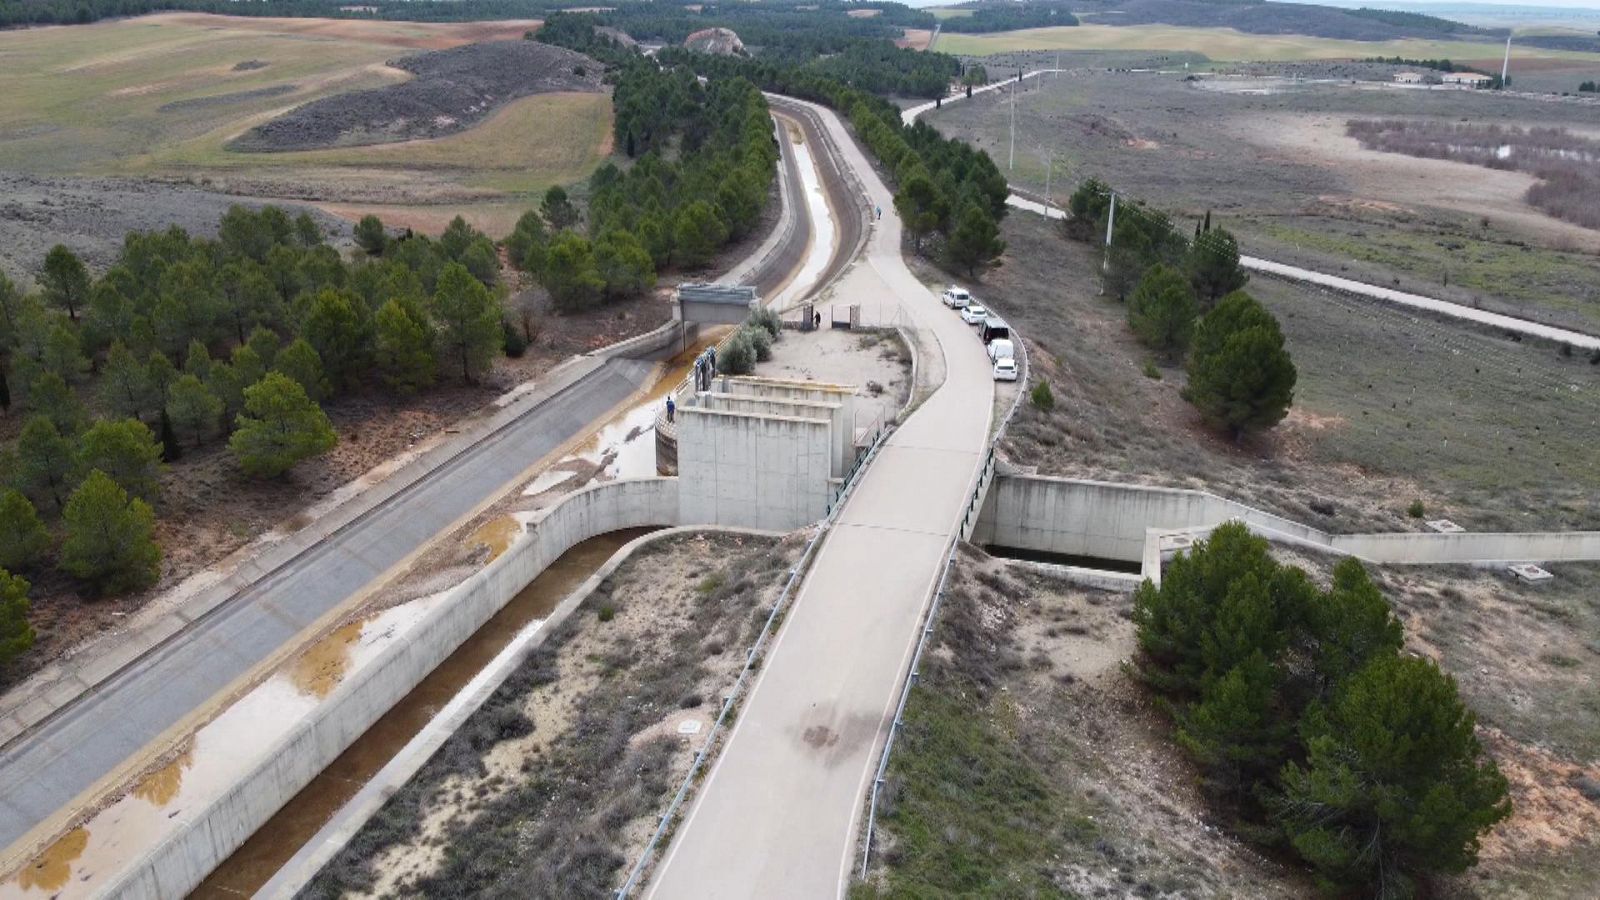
[741, 324, 773, 362]
[1142, 360, 1162, 380]
[1029, 381, 1054, 411]
[597, 604, 616, 622]
[748, 306, 783, 339]
[1407, 499, 1426, 518]
[720, 332, 756, 375]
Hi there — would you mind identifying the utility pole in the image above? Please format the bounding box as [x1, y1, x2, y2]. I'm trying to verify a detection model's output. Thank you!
[1100, 192, 1116, 294]
[1501, 34, 1512, 86]
[1008, 78, 1016, 171]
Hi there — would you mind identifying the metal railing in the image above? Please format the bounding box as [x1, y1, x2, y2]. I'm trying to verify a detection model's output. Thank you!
[616, 420, 896, 898]
[859, 325, 1030, 879]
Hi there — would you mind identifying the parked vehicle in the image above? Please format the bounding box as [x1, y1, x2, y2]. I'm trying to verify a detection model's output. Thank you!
[941, 285, 972, 308]
[993, 357, 1019, 382]
[980, 317, 1010, 345]
[987, 338, 1015, 362]
[959, 304, 989, 325]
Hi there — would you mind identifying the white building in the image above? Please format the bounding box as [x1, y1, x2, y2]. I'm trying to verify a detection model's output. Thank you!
[1393, 71, 1426, 84]
[1442, 72, 1495, 88]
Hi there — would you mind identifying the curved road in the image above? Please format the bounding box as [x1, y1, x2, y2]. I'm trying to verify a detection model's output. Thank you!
[0, 106, 827, 874]
[646, 97, 997, 900]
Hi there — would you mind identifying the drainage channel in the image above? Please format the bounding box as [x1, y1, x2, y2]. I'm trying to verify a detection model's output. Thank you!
[983, 545, 1143, 575]
[193, 526, 661, 899]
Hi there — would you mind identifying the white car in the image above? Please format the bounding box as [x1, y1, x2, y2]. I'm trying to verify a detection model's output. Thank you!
[987, 338, 1015, 362]
[959, 304, 989, 325]
[993, 357, 1019, 382]
[941, 285, 972, 308]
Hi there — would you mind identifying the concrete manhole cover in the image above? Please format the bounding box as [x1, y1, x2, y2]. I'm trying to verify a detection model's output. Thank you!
[677, 719, 703, 736]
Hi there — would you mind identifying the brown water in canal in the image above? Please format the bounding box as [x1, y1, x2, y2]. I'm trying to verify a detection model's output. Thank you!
[192, 526, 660, 898]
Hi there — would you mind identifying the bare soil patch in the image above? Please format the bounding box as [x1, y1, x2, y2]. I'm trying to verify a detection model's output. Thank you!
[896, 28, 934, 51]
[302, 530, 803, 898]
[232, 40, 602, 152]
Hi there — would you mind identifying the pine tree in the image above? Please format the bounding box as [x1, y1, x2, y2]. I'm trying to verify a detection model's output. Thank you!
[1187, 227, 1248, 306]
[272, 337, 330, 401]
[1133, 522, 1283, 696]
[1275, 656, 1511, 897]
[1299, 558, 1404, 699]
[354, 214, 388, 256]
[1177, 651, 1293, 801]
[594, 229, 656, 300]
[0, 569, 35, 666]
[0, 490, 50, 572]
[184, 338, 213, 382]
[1127, 263, 1199, 359]
[41, 245, 90, 321]
[300, 289, 371, 391]
[165, 373, 223, 447]
[245, 325, 281, 370]
[26, 372, 87, 436]
[944, 202, 1006, 278]
[373, 298, 437, 394]
[672, 201, 729, 269]
[541, 185, 580, 231]
[60, 470, 162, 596]
[431, 263, 502, 384]
[98, 341, 156, 420]
[75, 418, 163, 503]
[894, 172, 949, 253]
[542, 232, 605, 313]
[145, 351, 178, 408]
[228, 372, 337, 477]
[1184, 292, 1296, 439]
[505, 210, 550, 277]
[42, 322, 89, 382]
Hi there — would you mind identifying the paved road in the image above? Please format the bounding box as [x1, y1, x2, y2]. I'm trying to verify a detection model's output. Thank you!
[647, 98, 997, 900]
[0, 112, 822, 867]
[0, 358, 656, 854]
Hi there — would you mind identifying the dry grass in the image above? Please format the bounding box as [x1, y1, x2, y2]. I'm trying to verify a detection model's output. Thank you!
[975, 212, 1600, 532]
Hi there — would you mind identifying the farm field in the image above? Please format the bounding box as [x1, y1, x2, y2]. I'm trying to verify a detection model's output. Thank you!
[932, 22, 1600, 63]
[0, 13, 607, 243]
[924, 69, 1600, 331]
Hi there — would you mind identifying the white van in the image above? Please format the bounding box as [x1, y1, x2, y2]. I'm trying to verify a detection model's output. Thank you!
[987, 338, 1015, 362]
[941, 285, 972, 309]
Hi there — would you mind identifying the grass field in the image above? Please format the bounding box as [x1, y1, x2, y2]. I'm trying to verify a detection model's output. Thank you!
[933, 22, 1600, 63]
[0, 14, 605, 234]
[968, 212, 1599, 532]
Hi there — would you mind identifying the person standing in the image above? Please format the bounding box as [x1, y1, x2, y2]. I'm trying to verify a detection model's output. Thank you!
[666, 396, 676, 423]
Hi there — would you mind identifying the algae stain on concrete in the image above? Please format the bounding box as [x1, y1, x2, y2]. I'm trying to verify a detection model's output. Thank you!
[14, 827, 88, 893]
[290, 619, 365, 699]
[469, 515, 523, 561]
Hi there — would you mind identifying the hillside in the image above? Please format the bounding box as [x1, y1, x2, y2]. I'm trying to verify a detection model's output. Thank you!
[1076, 0, 1491, 41]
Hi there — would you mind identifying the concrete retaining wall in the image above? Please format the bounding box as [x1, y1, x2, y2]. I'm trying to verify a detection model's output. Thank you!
[696, 392, 848, 475]
[974, 474, 1600, 567]
[677, 408, 833, 532]
[109, 478, 681, 900]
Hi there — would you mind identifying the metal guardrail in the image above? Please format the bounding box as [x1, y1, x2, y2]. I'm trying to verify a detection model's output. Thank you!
[859, 324, 1031, 880]
[616, 419, 896, 898]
